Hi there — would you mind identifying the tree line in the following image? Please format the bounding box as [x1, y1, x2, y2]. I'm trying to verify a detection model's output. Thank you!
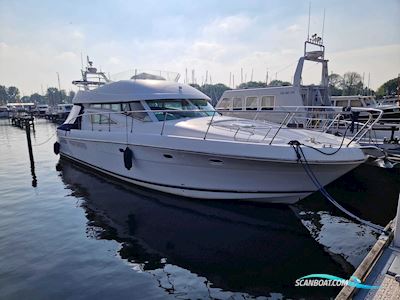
[328, 72, 374, 96]
[1, 73, 397, 107]
[0, 85, 75, 106]
[328, 72, 399, 98]
[376, 77, 399, 97]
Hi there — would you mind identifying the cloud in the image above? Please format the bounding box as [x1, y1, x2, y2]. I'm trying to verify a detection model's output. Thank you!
[56, 51, 78, 60]
[286, 24, 300, 32]
[0, 42, 9, 49]
[329, 44, 400, 88]
[71, 30, 85, 40]
[108, 56, 121, 65]
[1, 1, 399, 94]
[201, 14, 255, 41]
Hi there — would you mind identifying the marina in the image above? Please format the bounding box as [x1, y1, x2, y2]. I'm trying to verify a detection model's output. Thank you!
[1, 60, 400, 300]
[1, 1, 400, 299]
[1, 59, 399, 300]
[0, 118, 399, 299]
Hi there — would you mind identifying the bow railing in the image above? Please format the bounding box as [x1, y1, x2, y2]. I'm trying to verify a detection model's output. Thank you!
[62, 106, 383, 147]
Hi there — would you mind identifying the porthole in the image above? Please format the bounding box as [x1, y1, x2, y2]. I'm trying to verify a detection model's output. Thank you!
[209, 158, 223, 165]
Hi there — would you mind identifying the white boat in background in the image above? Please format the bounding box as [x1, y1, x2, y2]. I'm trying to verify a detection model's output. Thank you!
[7, 102, 35, 114]
[0, 106, 9, 118]
[216, 37, 399, 150]
[380, 95, 400, 107]
[45, 106, 58, 120]
[35, 104, 48, 116]
[331, 95, 399, 124]
[57, 104, 73, 121]
[55, 59, 369, 204]
[44, 104, 73, 122]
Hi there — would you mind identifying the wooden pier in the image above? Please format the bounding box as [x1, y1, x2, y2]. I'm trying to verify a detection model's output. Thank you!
[10, 114, 35, 131]
[336, 195, 400, 300]
[44, 113, 59, 122]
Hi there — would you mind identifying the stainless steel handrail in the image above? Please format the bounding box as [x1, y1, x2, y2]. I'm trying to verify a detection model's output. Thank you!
[65, 106, 384, 147]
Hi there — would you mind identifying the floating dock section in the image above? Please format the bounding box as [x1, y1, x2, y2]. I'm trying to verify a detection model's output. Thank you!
[336, 195, 400, 300]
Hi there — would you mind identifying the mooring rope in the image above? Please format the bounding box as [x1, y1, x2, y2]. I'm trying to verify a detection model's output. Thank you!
[289, 140, 386, 234]
[32, 131, 57, 146]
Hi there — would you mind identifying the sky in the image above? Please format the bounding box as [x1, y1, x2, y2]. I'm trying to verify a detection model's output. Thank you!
[0, 0, 399, 95]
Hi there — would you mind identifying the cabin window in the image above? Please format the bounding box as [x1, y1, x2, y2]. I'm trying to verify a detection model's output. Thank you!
[146, 99, 213, 121]
[89, 104, 101, 109]
[364, 99, 374, 107]
[111, 104, 121, 111]
[350, 100, 362, 107]
[122, 103, 130, 112]
[261, 96, 274, 110]
[90, 114, 100, 124]
[217, 98, 232, 110]
[189, 99, 216, 116]
[335, 100, 348, 107]
[90, 114, 117, 124]
[232, 98, 243, 110]
[147, 99, 192, 121]
[122, 102, 150, 121]
[100, 115, 116, 124]
[89, 103, 120, 111]
[245, 97, 258, 110]
[88, 102, 150, 121]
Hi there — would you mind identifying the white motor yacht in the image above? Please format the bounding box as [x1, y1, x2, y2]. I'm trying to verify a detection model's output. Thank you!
[331, 95, 399, 124]
[55, 61, 367, 204]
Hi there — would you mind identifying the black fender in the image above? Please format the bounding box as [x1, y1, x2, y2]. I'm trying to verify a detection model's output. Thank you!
[121, 146, 133, 170]
[54, 142, 60, 155]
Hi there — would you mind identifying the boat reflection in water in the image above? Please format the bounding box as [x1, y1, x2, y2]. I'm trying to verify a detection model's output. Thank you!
[57, 158, 349, 299]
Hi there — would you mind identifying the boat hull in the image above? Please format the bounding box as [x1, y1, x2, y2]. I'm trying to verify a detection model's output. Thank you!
[57, 135, 362, 204]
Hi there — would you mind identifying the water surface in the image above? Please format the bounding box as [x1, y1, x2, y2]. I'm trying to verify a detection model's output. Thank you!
[0, 119, 398, 299]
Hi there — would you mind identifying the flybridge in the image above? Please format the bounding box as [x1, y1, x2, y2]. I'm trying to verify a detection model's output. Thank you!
[72, 57, 181, 91]
[293, 34, 330, 106]
[72, 57, 110, 90]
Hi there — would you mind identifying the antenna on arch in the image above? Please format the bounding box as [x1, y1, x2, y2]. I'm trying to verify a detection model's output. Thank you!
[307, 2, 311, 40]
[321, 8, 326, 43]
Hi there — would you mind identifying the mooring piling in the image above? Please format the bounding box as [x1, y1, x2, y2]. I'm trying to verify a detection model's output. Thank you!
[24, 120, 37, 187]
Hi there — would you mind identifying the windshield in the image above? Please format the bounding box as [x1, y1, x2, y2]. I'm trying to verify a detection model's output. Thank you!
[189, 99, 215, 116]
[146, 99, 217, 121]
[364, 98, 376, 106]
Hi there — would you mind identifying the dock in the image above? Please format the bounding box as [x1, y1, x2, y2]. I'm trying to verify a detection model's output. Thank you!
[10, 114, 35, 131]
[336, 195, 400, 300]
